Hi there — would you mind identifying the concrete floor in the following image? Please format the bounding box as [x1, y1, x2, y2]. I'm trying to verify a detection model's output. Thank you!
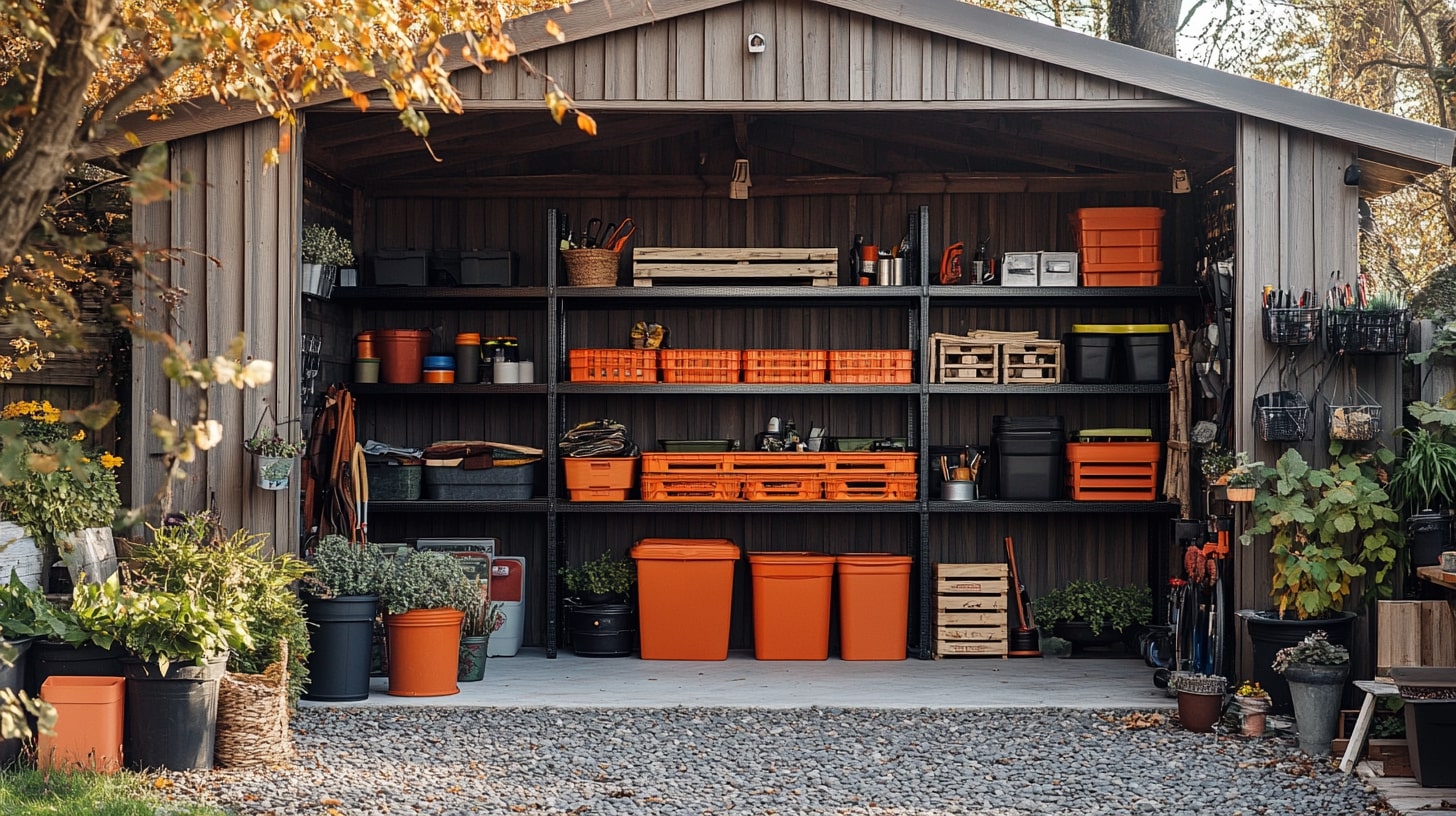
[299, 649, 1455, 814]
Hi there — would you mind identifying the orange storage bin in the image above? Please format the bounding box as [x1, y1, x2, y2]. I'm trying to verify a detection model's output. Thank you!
[640, 474, 743, 501]
[836, 554, 912, 660]
[1065, 441, 1161, 500]
[568, 349, 658, 383]
[563, 456, 639, 501]
[1074, 206, 1164, 274]
[376, 328, 432, 384]
[659, 349, 741, 383]
[828, 350, 914, 384]
[748, 551, 836, 660]
[37, 676, 126, 773]
[742, 350, 827, 383]
[630, 538, 741, 660]
[742, 476, 823, 501]
[1082, 270, 1162, 287]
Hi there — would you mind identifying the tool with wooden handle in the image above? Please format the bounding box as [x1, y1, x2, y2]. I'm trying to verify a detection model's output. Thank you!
[1005, 536, 1040, 656]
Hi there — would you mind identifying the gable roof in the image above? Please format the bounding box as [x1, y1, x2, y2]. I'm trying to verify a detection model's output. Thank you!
[102, 0, 1452, 187]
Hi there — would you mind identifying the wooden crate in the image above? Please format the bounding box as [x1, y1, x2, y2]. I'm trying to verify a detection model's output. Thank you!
[632, 247, 838, 287]
[1001, 341, 1062, 384]
[932, 334, 1000, 384]
[934, 563, 1009, 658]
[1377, 600, 1456, 676]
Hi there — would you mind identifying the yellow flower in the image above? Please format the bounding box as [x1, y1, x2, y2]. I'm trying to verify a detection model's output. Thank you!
[100, 453, 124, 469]
[72, 429, 86, 441]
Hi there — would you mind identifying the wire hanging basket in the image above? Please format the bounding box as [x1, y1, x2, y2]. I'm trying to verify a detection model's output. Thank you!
[1323, 308, 1410, 355]
[1321, 363, 1383, 441]
[1262, 306, 1321, 346]
[1253, 390, 1312, 442]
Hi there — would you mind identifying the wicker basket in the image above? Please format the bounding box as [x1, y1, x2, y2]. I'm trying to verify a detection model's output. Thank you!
[215, 643, 293, 767]
[562, 248, 620, 286]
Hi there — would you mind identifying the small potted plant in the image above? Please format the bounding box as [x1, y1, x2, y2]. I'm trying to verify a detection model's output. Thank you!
[559, 550, 638, 657]
[1273, 630, 1350, 756]
[1232, 680, 1272, 737]
[558, 550, 636, 604]
[243, 413, 306, 491]
[1030, 579, 1152, 653]
[299, 535, 385, 702]
[1223, 452, 1263, 502]
[379, 550, 480, 697]
[300, 223, 354, 297]
[1199, 442, 1237, 485]
[458, 600, 505, 682]
[1173, 673, 1227, 733]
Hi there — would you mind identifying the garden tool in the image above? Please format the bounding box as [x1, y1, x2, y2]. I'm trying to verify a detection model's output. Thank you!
[1005, 536, 1040, 657]
[350, 442, 369, 544]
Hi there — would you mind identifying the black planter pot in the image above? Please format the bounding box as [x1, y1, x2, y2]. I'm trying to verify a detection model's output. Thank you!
[1403, 699, 1456, 786]
[1407, 511, 1451, 572]
[302, 594, 378, 702]
[1052, 621, 1125, 654]
[1239, 609, 1356, 715]
[27, 639, 126, 697]
[568, 604, 636, 657]
[121, 653, 228, 771]
[0, 637, 34, 768]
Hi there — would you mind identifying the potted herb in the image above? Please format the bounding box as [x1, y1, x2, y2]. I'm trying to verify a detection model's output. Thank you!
[1223, 452, 1264, 502]
[300, 534, 385, 702]
[1273, 630, 1350, 756]
[1029, 579, 1152, 653]
[560, 550, 638, 657]
[458, 600, 504, 682]
[300, 224, 354, 297]
[0, 399, 123, 587]
[243, 414, 306, 491]
[379, 550, 479, 697]
[559, 549, 636, 604]
[1232, 680, 1272, 737]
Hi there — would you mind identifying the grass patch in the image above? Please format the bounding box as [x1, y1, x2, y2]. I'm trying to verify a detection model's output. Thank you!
[0, 766, 230, 815]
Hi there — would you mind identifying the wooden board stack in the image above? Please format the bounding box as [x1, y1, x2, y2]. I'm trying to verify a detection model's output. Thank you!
[934, 563, 1010, 657]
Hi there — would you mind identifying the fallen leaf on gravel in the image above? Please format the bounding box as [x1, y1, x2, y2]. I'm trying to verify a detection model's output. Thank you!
[321, 799, 342, 806]
[1118, 712, 1165, 729]
[609, 789, 633, 798]
[152, 778, 173, 790]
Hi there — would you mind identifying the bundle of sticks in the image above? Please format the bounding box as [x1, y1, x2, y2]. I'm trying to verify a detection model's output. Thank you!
[1163, 320, 1193, 517]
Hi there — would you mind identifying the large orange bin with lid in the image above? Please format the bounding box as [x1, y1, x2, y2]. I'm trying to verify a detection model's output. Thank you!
[629, 538, 741, 660]
[836, 553, 913, 660]
[36, 675, 126, 773]
[748, 551, 836, 660]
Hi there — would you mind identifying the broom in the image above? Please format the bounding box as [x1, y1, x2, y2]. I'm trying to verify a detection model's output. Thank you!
[1005, 536, 1041, 657]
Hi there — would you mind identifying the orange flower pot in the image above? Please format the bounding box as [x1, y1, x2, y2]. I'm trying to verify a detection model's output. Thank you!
[37, 676, 126, 773]
[385, 608, 464, 697]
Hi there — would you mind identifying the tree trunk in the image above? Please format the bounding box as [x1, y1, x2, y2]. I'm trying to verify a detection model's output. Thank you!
[1109, 0, 1179, 57]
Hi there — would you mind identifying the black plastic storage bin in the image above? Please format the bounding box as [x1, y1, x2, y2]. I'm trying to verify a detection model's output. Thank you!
[1068, 324, 1171, 384]
[1065, 334, 1116, 383]
[991, 416, 1065, 500]
[1123, 330, 1172, 383]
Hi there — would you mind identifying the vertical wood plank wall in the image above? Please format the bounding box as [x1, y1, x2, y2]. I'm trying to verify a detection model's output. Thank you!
[130, 120, 301, 554]
[1233, 117, 1374, 680]
[469, 0, 1170, 105]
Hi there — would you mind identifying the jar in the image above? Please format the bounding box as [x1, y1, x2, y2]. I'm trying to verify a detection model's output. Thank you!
[355, 331, 375, 360]
[454, 333, 481, 384]
[422, 355, 455, 385]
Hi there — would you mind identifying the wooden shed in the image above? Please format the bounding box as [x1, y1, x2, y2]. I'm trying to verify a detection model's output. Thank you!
[119, 0, 1454, 668]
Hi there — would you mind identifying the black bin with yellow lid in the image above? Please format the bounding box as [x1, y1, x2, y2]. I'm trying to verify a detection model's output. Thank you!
[1068, 324, 1172, 384]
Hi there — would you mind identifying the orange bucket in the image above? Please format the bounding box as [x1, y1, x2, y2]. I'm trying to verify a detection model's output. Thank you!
[629, 539, 740, 660]
[37, 676, 126, 773]
[385, 608, 464, 696]
[836, 553, 912, 660]
[376, 329, 431, 384]
[748, 552, 835, 660]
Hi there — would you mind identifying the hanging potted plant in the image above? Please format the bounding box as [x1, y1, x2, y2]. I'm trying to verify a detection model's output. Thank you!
[243, 410, 306, 491]
[300, 223, 354, 298]
[1238, 442, 1401, 715]
[379, 550, 479, 697]
[1273, 630, 1350, 756]
[1199, 442, 1237, 486]
[0, 399, 123, 588]
[1223, 453, 1263, 503]
[299, 534, 386, 702]
[458, 600, 504, 682]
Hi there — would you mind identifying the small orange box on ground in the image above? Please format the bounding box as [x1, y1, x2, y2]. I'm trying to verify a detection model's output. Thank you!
[828, 350, 914, 384]
[640, 474, 743, 501]
[631, 538, 741, 660]
[568, 349, 658, 383]
[837, 554, 913, 660]
[563, 456, 639, 501]
[748, 552, 836, 660]
[659, 349, 741, 383]
[1081, 270, 1162, 287]
[37, 676, 126, 773]
[1065, 441, 1161, 501]
[742, 349, 827, 383]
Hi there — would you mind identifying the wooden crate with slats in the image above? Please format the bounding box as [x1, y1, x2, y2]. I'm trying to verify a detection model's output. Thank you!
[934, 563, 1009, 658]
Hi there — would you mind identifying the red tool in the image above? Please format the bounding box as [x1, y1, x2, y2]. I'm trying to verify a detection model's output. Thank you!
[939, 242, 964, 285]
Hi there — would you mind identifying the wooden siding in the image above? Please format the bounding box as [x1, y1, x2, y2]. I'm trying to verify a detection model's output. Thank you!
[130, 119, 301, 554]
[466, 0, 1174, 106]
[1232, 117, 1379, 684]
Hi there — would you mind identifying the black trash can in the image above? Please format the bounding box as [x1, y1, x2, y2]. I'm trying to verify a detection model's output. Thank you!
[569, 604, 636, 657]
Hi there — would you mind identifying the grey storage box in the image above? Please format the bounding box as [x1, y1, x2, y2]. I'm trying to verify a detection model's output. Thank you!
[1001, 252, 1039, 286]
[460, 250, 517, 286]
[1039, 252, 1079, 287]
[366, 457, 422, 500]
[422, 461, 537, 500]
[374, 249, 429, 286]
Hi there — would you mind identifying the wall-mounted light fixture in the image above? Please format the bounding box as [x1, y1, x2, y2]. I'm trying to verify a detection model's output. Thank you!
[1343, 164, 1362, 186]
[748, 33, 766, 54]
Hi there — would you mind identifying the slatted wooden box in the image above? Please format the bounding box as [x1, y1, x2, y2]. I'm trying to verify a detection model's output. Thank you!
[1001, 341, 1062, 384]
[632, 247, 838, 287]
[932, 335, 1000, 383]
[934, 563, 1009, 657]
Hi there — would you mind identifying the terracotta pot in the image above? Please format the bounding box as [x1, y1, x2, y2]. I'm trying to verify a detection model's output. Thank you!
[1225, 486, 1255, 502]
[385, 608, 464, 697]
[1236, 695, 1271, 737]
[1178, 689, 1224, 733]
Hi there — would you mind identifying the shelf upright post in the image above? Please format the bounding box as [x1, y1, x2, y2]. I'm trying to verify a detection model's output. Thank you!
[545, 207, 562, 658]
[914, 204, 934, 659]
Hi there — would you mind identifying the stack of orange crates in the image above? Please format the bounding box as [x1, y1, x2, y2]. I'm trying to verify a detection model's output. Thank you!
[828, 350, 914, 384]
[659, 349, 741, 383]
[568, 349, 658, 382]
[637, 452, 917, 501]
[1065, 440, 1161, 500]
[742, 350, 827, 383]
[1073, 207, 1164, 286]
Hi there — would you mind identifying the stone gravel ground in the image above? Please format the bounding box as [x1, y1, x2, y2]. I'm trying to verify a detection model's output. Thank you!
[163, 707, 1393, 816]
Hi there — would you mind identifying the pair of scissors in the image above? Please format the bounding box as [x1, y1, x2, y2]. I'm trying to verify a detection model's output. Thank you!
[582, 217, 604, 248]
[603, 217, 636, 252]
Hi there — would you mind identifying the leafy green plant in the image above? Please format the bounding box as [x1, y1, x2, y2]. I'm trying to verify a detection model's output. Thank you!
[1407, 318, 1456, 366]
[300, 224, 355, 267]
[0, 572, 59, 640]
[1389, 400, 1456, 513]
[0, 400, 123, 550]
[303, 534, 385, 598]
[1240, 443, 1403, 619]
[70, 577, 249, 675]
[1029, 579, 1152, 635]
[243, 424, 305, 458]
[379, 550, 479, 615]
[559, 550, 636, 597]
[1199, 443, 1237, 483]
[1225, 452, 1265, 488]
[1272, 630, 1350, 673]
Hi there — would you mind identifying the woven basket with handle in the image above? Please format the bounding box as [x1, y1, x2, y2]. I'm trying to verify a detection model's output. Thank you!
[215, 641, 293, 767]
[562, 248, 620, 286]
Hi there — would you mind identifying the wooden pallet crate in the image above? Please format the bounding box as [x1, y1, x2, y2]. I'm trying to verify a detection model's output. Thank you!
[632, 247, 838, 287]
[934, 563, 1009, 658]
[1001, 340, 1062, 384]
[932, 334, 1000, 384]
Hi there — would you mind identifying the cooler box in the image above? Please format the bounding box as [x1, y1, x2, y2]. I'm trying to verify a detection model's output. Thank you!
[630, 538, 740, 660]
[37, 675, 126, 773]
[836, 553, 912, 660]
[487, 556, 525, 657]
[748, 552, 835, 660]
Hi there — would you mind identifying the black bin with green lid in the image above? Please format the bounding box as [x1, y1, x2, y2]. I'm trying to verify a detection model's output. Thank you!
[1068, 324, 1172, 384]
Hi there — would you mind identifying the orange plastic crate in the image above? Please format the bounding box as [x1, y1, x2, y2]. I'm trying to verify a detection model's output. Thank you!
[570, 487, 630, 501]
[563, 456, 639, 501]
[568, 349, 658, 383]
[659, 349, 741, 383]
[1065, 442, 1160, 501]
[823, 475, 918, 501]
[742, 476, 823, 501]
[742, 349, 827, 383]
[829, 349, 914, 384]
[1075, 206, 1163, 270]
[640, 453, 735, 474]
[1081, 270, 1162, 287]
[639, 452, 917, 475]
[640, 474, 743, 501]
